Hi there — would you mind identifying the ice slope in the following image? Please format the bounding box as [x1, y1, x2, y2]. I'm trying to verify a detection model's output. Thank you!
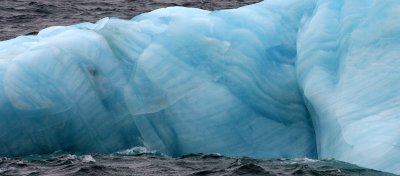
[1, 0, 400, 174]
[0, 0, 316, 159]
[296, 0, 400, 174]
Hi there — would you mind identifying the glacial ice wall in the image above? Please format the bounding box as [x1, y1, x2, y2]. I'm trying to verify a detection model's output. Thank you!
[297, 0, 400, 173]
[1, 0, 400, 174]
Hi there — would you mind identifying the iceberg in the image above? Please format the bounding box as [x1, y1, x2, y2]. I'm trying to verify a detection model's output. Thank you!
[0, 0, 316, 159]
[1, 0, 399, 174]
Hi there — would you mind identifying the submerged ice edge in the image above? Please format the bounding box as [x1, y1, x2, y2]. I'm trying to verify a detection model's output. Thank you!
[1, 0, 400, 174]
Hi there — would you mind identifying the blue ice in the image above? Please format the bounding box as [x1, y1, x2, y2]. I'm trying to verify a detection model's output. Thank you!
[1, 0, 400, 174]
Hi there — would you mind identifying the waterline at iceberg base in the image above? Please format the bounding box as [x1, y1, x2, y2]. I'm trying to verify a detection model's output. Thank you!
[0, 0, 399, 174]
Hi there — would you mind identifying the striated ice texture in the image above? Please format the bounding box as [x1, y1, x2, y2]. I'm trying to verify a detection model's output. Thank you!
[0, 0, 316, 158]
[1, 0, 400, 174]
[296, 0, 400, 174]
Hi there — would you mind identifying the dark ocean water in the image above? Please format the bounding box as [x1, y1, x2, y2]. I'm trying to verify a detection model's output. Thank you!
[0, 153, 396, 176]
[0, 1, 397, 176]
